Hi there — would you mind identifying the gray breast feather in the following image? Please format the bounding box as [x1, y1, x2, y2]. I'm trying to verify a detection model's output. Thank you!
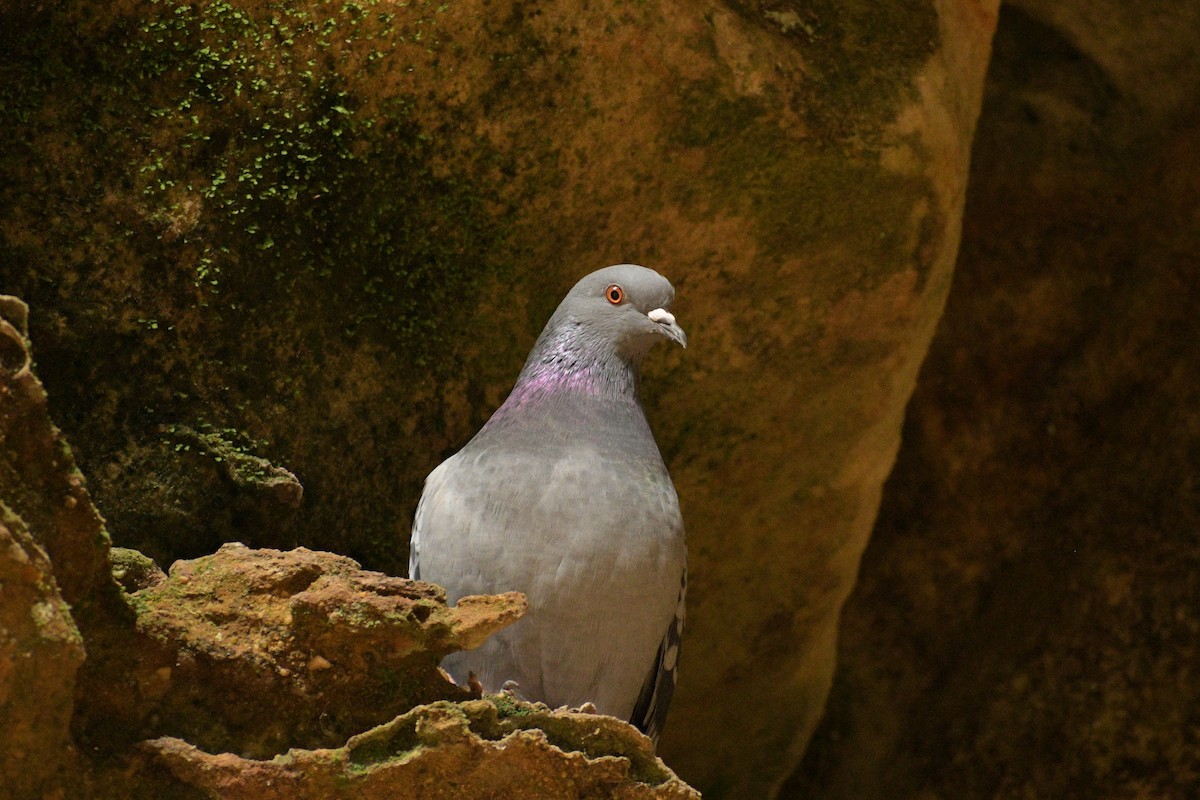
[409, 443, 686, 725]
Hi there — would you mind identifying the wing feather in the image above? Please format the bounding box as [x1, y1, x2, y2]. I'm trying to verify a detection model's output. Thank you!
[630, 562, 686, 743]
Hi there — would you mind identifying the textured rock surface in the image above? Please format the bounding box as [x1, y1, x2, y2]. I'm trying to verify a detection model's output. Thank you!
[4, 2, 1196, 796]
[0, 296, 99, 797]
[0, 295, 122, 621]
[650, 2, 1002, 792]
[81, 538, 701, 799]
[0, 498, 85, 797]
[0, 2, 1000, 793]
[787, 4, 1200, 799]
[143, 700, 699, 800]
[83, 545, 699, 798]
[88, 544, 700, 800]
[80, 542, 527, 758]
[0, 297, 701, 798]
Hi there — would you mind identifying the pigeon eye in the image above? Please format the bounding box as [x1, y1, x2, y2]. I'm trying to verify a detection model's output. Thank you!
[606, 284, 625, 305]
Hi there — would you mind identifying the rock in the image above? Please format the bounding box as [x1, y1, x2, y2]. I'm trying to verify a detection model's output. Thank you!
[655, 1, 1003, 792]
[0, 294, 122, 621]
[1008, 0, 1200, 123]
[81, 542, 527, 759]
[90, 546, 701, 797]
[109, 546, 166, 592]
[142, 699, 698, 800]
[0, 293, 115, 797]
[0, 504, 85, 798]
[88, 543, 701, 797]
[0, 1, 1006, 791]
[787, 4, 1200, 799]
[104, 425, 305, 569]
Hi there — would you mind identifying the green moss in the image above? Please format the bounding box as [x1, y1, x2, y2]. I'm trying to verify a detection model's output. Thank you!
[488, 691, 535, 720]
[344, 705, 429, 768]
[672, 0, 938, 300]
[109, 546, 164, 591]
[1, 0, 511, 372]
[123, 590, 152, 618]
[123, 0, 509, 358]
[0, 0, 518, 573]
[163, 423, 288, 486]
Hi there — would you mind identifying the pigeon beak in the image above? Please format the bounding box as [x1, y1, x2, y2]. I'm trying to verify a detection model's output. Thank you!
[648, 307, 688, 349]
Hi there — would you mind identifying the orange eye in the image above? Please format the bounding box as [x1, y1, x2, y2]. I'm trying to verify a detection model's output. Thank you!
[606, 284, 624, 304]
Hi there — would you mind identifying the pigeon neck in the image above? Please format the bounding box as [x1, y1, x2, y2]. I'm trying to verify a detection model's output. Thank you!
[510, 320, 641, 403]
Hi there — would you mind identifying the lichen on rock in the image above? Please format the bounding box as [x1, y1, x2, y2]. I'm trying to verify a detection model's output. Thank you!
[144, 699, 699, 800]
[84, 541, 527, 759]
[0, 295, 700, 798]
[96, 542, 698, 797]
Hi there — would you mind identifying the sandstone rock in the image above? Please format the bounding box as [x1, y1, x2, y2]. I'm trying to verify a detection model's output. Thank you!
[82, 542, 527, 759]
[0, 294, 121, 620]
[142, 699, 699, 800]
[0, 2, 1004, 791]
[0, 505, 85, 798]
[96, 547, 700, 798]
[0, 295, 108, 797]
[110, 546, 167, 593]
[787, 4, 1200, 798]
[110, 424, 306, 569]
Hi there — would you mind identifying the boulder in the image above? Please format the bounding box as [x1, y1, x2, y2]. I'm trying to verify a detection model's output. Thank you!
[1, 0, 1004, 793]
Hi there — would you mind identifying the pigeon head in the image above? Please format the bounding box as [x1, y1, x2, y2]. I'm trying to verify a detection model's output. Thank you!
[555, 264, 687, 358]
[513, 264, 686, 399]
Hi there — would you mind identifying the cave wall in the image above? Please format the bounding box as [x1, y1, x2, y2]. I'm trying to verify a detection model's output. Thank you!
[0, 0, 1003, 795]
[787, 3, 1200, 798]
[0, 310, 700, 799]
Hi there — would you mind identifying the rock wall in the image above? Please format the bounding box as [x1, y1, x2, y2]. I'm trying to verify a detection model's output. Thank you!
[1, 0, 1001, 795]
[0, 295, 111, 798]
[787, 3, 1200, 798]
[0, 295, 697, 798]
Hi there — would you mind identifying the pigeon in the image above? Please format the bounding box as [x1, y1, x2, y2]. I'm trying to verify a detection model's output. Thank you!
[409, 263, 687, 742]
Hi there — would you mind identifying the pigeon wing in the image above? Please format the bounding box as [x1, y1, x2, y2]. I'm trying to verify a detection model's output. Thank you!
[630, 560, 686, 743]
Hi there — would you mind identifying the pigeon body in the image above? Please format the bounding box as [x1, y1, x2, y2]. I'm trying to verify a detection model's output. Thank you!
[409, 264, 687, 740]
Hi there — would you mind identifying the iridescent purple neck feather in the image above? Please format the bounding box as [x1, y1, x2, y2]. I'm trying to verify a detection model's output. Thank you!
[484, 313, 645, 429]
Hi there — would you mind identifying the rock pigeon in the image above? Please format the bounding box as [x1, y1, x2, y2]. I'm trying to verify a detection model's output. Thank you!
[409, 264, 687, 742]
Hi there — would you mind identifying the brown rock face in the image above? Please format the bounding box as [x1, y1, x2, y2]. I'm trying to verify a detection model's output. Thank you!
[0, 506, 85, 798]
[145, 701, 699, 800]
[0, 1, 1002, 792]
[0, 296, 96, 797]
[788, 4, 1200, 799]
[79, 542, 525, 758]
[0, 295, 699, 798]
[0, 295, 120, 621]
[655, 2, 1001, 792]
